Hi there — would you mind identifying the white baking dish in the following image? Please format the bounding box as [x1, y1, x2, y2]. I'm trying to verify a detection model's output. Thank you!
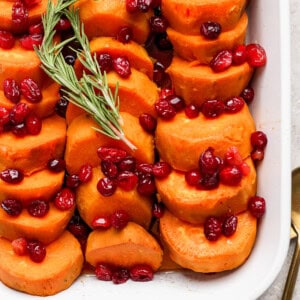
[0, 0, 291, 299]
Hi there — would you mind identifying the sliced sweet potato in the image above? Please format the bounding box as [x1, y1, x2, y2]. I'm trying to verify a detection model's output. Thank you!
[161, 0, 247, 35]
[0, 169, 65, 207]
[0, 202, 74, 244]
[167, 56, 254, 106]
[76, 167, 153, 229]
[85, 222, 163, 271]
[159, 209, 257, 273]
[73, 0, 151, 44]
[155, 157, 257, 224]
[0, 230, 84, 296]
[0, 114, 67, 175]
[65, 112, 155, 175]
[155, 106, 256, 171]
[167, 13, 248, 63]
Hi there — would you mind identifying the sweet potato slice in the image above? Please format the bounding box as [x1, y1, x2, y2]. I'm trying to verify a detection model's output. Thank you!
[0, 169, 65, 206]
[159, 209, 257, 273]
[0, 114, 66, 175]
[73, 0, 151, 44]
[155, 106, 256, 171]
[0, 230, 84, 296]
[0, 202, 74, 244]
[161, 0, 247, 35]
[156, 157, 257, 224]
[167, 13, 248, 63]
[167, 56, 254, 106]
[76, 167, 153, 229]
[85, 222, 163, 271]
[65, 112, 155, 175]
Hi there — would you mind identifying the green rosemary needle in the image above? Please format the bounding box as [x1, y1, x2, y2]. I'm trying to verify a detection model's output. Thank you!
[35, 0, 136, 150]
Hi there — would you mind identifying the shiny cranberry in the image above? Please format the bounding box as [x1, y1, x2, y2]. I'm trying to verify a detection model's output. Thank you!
[232, 44, 247, 65]
[155, 99, 176, 120]
[92, 216, 111, 229]
[101, 160, 119, 179]
[201, 99, 225, 118]
[137, 175, 156, 195]
[185, 104, 199, 119]
[152, 201, 164, 218]
[149, 16, 168, 33]
[159, 88, 174, 100]
[0, 31, 15, 49]
[198, 173, 219, 190]
[3, 79, 21, 103]
[1, 199, 23, 216]
[25, 113, 42, 135]
[47, 158, 66, 172]
[130, 264, 154, 281]
[116, 26, 133, 43]
[153, 61, 166, 87]
[248, 196, 266, 218]
[118, 156, 136, 172]
[78, 164, 93, 183]
[55, 18, 71, 31]
[251, 148, 265, 162]
[204, 216, 222, 241]
[20, 78, 42, 103]
[113, 56, 131, 78]
[22, 0, 41, 8]
[185, 169, 201, 186]
[137, 0, 152, 12]
[199, 147, 223, 175]
[224, 96, 244, 113]
[210, 50, 233, 72]
[95, 263, 113, 281]
[139, 113, 157, 133]
[0, 107, 10, 125]
[19, 34, 43, 50]
[152, 161, 171, 178]
[27, 200, 49, 217]
[97, 177, 117, 196]
[222, 215, 238, 237]
[65, 174, 81, 189]
[126, 0, 139, 13]
[0, 168, 24, 184]
[97, 53, 113, 73]
[55, 96, 69, 117]
[111, 210, 130, 230]
[219, 165, 243, 186]
[166, 95, 185, 111]
[68, 213, 90, 239]
[251, 131, 268, 150]
[12, 237, 28, 256]
[27, 240, 46, 263]
[12, 123, 27, 136]
[97, 147, 127, 163]
[117, 171, 138, 191]
[200, 22, 222, 40]
[54, 188, 75, 210]
[246, 43, 267, 67]
[29, 22, 44, 35]
[241, 86, 255, 104]
[136, 163, 153, 176]
[112, 268, 130, 284]
[12, 1, 29, 29]
[10, 102, 30, 125]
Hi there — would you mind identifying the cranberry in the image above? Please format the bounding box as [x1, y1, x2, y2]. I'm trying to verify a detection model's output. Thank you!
[19, 34, 43, 50]
[126, 0, 139, 13]
[29, 22, 44, 35]
[204, 216, 222, 241]
[185, 169, 201, 186]
[55, 18, 71, 31]
[67, 213, 90, 239]
[224, 96, 244, 114]
[111, 210, 130, 230]
[10, 102, 30, 124]
[20, 78, 42, 103]
[166, 95, 185, 111]
[92, 216, 111, 229]
[201, 99, 225, 118]
[12, 1, 29, 29]
[241, 86, 255, 104]
[47, 158, 66, 172]
[116, 26, 133, 43]
[55, 96, 69, 117]
[112, 268, 130, 284]
[137, 0, 152, 12]
[12, 237, 28, 256]
[95, 263, 113, 281]
[22, 0, 41, 8]
[0, 107, 10, 125]
[136, 163, 153, 176]
[0, 168, 24, 184]
[232, 44, 247, 65]
[222, 215, 238, 237]
[152, 201, 164, 218]
[139, 113, 157, 133]
[97, 53, 113, 73]
[155, 32, 173, 51]
[198, 173, 219, 190]
[152, 161, 171, 178]
[113, 56, 131, 78]
[246, 43, 267, 67]
[210, 50, 233, 72]
[97, 147, 127, 163]
[149, 16, 168, 33]
[78, 164, 93, 183]
[117, 171, 138, 191]
[248, 196, 266, 218]
[159, 88, 174, 99]
[199, 147, 223, 176]
[224, 146, 243, 166]
[153, 61, 166, 87]
[219, 165, 243, 186]
[118, 156, 136, 172]
[200, 22, 222, 40]
[251, 148, 265, 162]
[251, 131, 268, 150]
[1, 199, 23, 216]
[97, 177, 117, 196]
[3, 79, 21, 103]
[155, 99, 176, 120]
[12, 123, 27, 136]
[137, 175, 156, 195]
[27, 200, 49, 217]
[54, 188, 75, 210]
[0, 31, 15, 49]
[101, 160, 119, 179]
[65, 174, 81, 189]
[185, 104, 199, 119]
[27, 240, 46, 263]
[25, 113, 42, 135]
[130, 264, 154, 281]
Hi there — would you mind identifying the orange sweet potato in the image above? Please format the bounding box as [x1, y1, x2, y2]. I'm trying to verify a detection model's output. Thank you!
[161, 0, 247, 35]
[156, 158, 257, 224]
[0, 169, 65, 206]
[0, 114, 66, 175]
[85, 222, 163, 271]
[73, 0, 151, 44]
[167, 13, 248, 63]
[0, 230, 83, 296]
[167, 56, 254, 106]
[155, 106, 256, 171]
[159, 209, 257, 273]
[0, 202, 74, 244]
[65, 112, 155, 175]
[76, 167, 153, 229]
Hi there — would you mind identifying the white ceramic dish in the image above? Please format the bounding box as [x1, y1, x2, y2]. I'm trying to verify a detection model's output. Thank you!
[0, 0, 291, 299]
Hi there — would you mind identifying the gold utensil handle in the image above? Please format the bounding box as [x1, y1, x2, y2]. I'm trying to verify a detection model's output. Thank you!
[282, 240, 300, 300]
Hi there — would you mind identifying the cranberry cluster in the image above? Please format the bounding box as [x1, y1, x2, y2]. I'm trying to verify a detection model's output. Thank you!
[250, 130, 268, 163]
[95, 263, 154, 284]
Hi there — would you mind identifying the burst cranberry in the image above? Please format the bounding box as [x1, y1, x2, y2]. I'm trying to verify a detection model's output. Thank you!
[139, 113, 157, 133]
[12, 237, 28, 256]
[12, 1, 29, 29]
[222, 215, 238, 237]
[224, 96, 244, 113]
[219, 165, 243, 186]
[204, 216, 222, 241]
[78, 164, 93, 183]
[97, 147, 127, 163]
[97, 177, 117, 196]
[27, 200, 49, 217]
[118, 156, 136, 172]
[101, 160, 119, 179]
[0, 106, 10, 125]
[111, 210, 130, 230]
[20, 34, 43, 50]
[0, 168, 24, 184]
[199, 147, 223, 176]
[152, 201, 164, 218]
[126, 0, 139, 13]
[117, 171, 138, 191]
[210, 50, 233, 72]
[27, 240, 46, 263]
[65, 174, 81, 189]
[200, 21, 222, 40]
[22, 0, 41, 8]
[10, 102, 30, 124]
[20, 78, 42, 103]
[55, 96, 69, 117]
[55, 18, 71, 31]
[248, 196, 266, 218]
[47, 158, 66, 172]
[185, 104, 199, 119]
[155, 99, 176, 120]
[116, 26, 133, 43]
[95, 263, 114, 281]
[130, 264, 154, 281]
[0, 31, 15, 49]
[246, 43, 267, 67]
[3, 79, 21, 103]
[112, 268, 130, 284]
[152, 161, 171, 178]
[149, 16, 168, 33]
[241, 86, 255, 104]
[1, 199, 23, 216]
[232, 44, 247, 65]
[251, 131, 268, 150]
[25, 113, 42, 135]
[29, 22, 44, 35]
[185, 169, 201, 186]
[54, 188, 75, 210]
[137, 175, 156, 195]
[113, 56, 131, 78]
[201, 99, 225, 118]
[92, 216, 111, 229]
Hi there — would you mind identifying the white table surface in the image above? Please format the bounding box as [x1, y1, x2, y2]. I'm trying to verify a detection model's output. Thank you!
[259, 0, 300, 299]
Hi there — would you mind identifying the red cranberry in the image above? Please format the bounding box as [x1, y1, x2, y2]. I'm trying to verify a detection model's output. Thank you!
[151, 0, 161, 8]
[118, 156, 136, 172]
[20, 78, 42, 103]
[47, 158, 66, 172]
[136, 163, 153, 176]
[159, 88, 174, 99]
[27, 200, 49, 217]
[97, 53, 113, 73]
[67, 213, 90, 239]
[232, 44, 247, 65]
[137, 0, 152, 12]
[166, 95, 185, 111]
[92, 216, 111, 229]
[54, 188, 75, 210]
[95, 263, 113, 281]
[0, 31, 15, 49]
[111, 210, 130, 230]
[248, 196, 266, 218]
[152, 161, 171, 178]
[65, 174, 81, 189]
[117, 171, 138, 191]
[11, 237, 28, 256]
[139, 113, 157, 133]
[149, 16, 168, 33]
[25, 113, 42, 135]
[22, 0, 41, 8]
[20, 34, 43, 50]
[200, 21, 222, 40]
[219, 165, 243, 186]
[185, 169, 201, 186]
[12, 1, 29, 29]
[55, 18, 71, 31]
[12, 122, 27, 136]
[0, 106, 10, 125]
[246, 43, 267, 67]
[0, 168, 24, 184]
[199, 147, 223, 176]
[101, 160, 119, 179]
[97, 147, 127, 163]
[224, 96, 244, 114]
[116, 26, 133, 43]
[78, 164, 93, 183]
[185, 104, 199, 118]
[130, 264, 154, 281]
[251, 148, 265, 162]
[198, 173, 219, 190]
[210, 50, 233, 72]
[3, 79, 21, 103]
[152, 201, 164, 218]
[1, 199, 23, 216]
[241, 86, 255, 104]
[112, 268, 130, 284]
[201, 99, 225, 118]
[126, 0, 139, 13]
[55, 96, 69, 117]
[10, 102, 30, 124]
[222, 215, 238, 237]
[97, 177, 117, 196]
[204, 216, 222, 241]
[137, 174, 156, 195]
[29, 22, 44, 35]
[251, 131, 268, 150]
[155, 99, 176, 120]
[27, 240, 46, 263]
[153, 61, 166, 87]
[113, 56, 131, 78]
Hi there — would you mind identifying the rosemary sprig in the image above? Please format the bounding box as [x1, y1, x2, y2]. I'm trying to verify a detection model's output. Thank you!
[35, 0, 136, 150]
